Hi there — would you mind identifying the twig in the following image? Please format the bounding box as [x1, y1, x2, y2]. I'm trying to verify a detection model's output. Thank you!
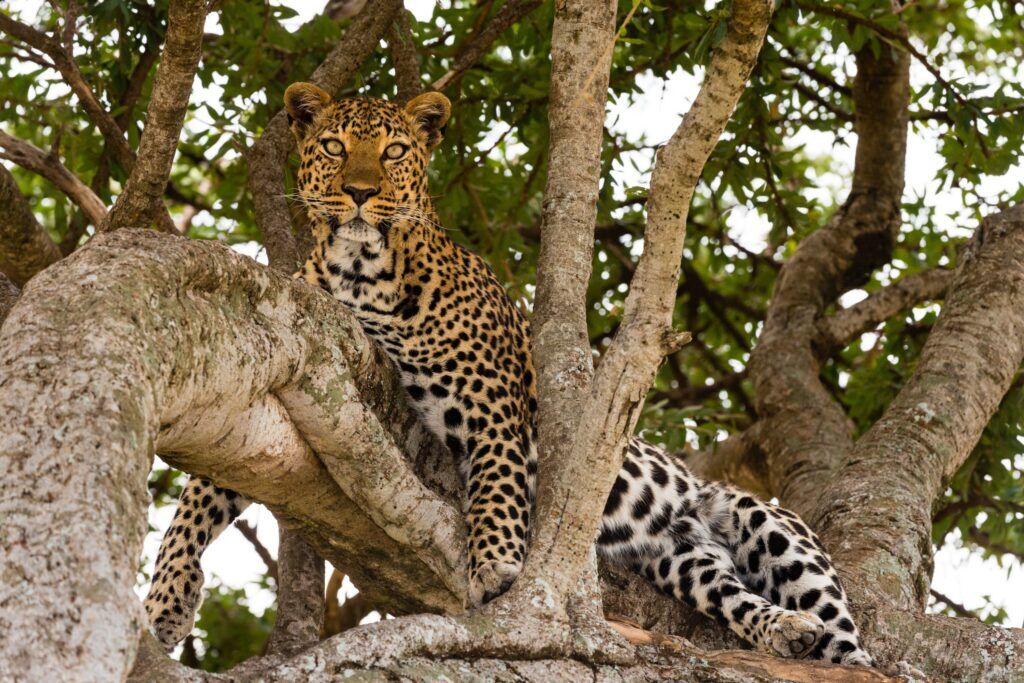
[929, 589, 979, 620]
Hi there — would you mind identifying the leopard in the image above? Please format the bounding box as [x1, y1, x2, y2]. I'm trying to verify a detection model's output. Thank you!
[143, 84, 874, 667]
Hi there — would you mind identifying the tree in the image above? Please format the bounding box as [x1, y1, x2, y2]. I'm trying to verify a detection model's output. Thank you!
[0, 0, 1022, 680]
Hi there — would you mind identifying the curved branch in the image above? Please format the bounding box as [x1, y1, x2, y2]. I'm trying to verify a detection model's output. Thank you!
[101, 0, 207, 232]
[748, 45, 910, 516]
[0, 164, 61, 286]
[0, 230, 463, 681]
[0, 131, 108, 227]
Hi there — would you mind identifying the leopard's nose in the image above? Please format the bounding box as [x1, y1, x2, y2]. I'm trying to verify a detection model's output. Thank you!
[342, 184, 381, 206]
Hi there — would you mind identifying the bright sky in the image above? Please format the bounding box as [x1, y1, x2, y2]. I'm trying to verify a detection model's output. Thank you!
[9, 0, 1018, 646]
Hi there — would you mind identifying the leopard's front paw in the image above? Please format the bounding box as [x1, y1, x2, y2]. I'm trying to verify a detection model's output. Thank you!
[765, 611, 824, 659]
[467, 560, 522, 607]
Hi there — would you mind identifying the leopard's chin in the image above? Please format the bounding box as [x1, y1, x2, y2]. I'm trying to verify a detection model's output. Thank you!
[329, 215, 383, 244]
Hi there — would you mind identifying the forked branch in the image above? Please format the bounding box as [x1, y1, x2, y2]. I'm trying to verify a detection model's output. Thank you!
[522, 0, 774, 603]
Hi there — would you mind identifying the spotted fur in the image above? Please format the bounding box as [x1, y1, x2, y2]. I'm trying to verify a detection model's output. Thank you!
[144, 87, 872, 667]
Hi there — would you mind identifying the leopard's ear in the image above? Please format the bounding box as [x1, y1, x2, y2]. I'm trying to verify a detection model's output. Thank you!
[404, 92, 451, 150]
[284, 83, 331, 140]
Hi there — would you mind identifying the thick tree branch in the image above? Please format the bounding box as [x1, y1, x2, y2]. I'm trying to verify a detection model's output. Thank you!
[815, 266, 954, 354]
[0, 131, 108, 227]
[748, 46, 910, 516]
[815, 204, 1024, 611]
[520, 0, 617, 617]
[0, 164, 61, 286]
[100, 0, 207, 232]
[0, 230, 463, 680]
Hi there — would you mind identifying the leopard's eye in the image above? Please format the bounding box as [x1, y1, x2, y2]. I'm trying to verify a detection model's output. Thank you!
[384, 143, 408, 161]
[322, 139, 345, 156]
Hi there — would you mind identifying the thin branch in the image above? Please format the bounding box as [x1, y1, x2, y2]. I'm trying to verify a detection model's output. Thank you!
[0, 131, 108, 227]
[793, 80, 854, 121]
[234, 519, 279, 581]
[929, 589, 979, 620]
[525, 0, 619, 618]
[431, 0, 543, 91]
[0, 12, 135, 172]
[778, 52, 852, 96]
[0, 9, 179, 233]
[100, 0, 207, 232]
[816, 266, 954, 353]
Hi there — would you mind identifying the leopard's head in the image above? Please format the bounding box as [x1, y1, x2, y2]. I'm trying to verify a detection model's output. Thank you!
[284, 83, 450, 243]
